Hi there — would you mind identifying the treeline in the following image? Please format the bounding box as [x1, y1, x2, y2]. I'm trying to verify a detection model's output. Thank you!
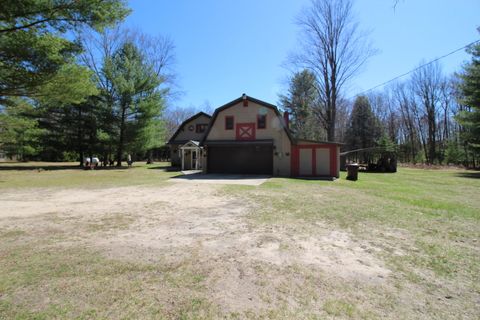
[281, 50, 480, 167]
[363, 61, 473, 166]
[280, 0, 479, 168]
[1, 0, 478, 168]
[0, 0, 174, 166]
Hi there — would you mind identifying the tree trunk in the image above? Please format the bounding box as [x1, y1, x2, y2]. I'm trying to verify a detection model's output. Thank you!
[463, 144, 468, 167]
[147, 149, 153, 164]
[427, 108, 436, 164]
[88, 129, 95, 168]
[77, 106, 84, 167]
[327, 121, 336, 142]
[328, 66, 337, 142]
[443, 108, 449, 141]
[410, 133, 416, 164]
[326, 100, 336, 142]
[116, 104, 127, 167]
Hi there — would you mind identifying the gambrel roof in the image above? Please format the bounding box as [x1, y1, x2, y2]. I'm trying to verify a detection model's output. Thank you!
[200, 95, 294, 145]
[167, 112, 211, 144]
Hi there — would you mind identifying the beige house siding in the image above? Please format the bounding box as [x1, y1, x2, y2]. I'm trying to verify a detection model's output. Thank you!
[174, 115, 210, 142]
[205, 100, 291, 176]
[169, 114, 210, 167]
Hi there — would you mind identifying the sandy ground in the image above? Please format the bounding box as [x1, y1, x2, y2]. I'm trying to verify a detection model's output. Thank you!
[0, 182, 390, 313]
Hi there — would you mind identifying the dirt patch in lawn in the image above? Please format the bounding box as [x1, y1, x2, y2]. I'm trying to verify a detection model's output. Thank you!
[0, 182, 390, 315]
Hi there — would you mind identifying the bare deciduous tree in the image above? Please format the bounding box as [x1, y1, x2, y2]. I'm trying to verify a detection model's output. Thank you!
[162, 100, 214, 140]
[162, 106, 197, 140]
[334, 97, 350, 142]
[368, 91, 399, 143]
[392, 82, 419, 162]
[79, 27, 177, 99]
[411, 61, 444, 163]
[293, 0, 375, 141]
[439, 77, 456, 141]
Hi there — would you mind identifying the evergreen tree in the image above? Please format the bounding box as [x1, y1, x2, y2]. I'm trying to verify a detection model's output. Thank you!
[0, 98, 43, 160]
[104, 42, 165, 166]
[37, 95, 106, 163]
[456, 40, 480, 167]
[279, 70, 324, 140]
[444, 140, 464, 165]
[33, 64, 98, 163]
[345, 96, 383, 161]
[0, 0, 129, 102]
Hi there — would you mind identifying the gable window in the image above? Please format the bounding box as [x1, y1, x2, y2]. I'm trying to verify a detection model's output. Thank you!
[196, 123, 208, 133]
[225, 116, 234, 130]
[257, 114, 266, 129]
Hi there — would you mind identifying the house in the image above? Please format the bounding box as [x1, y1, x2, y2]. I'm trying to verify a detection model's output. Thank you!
[167, 112, 211, 170]
[199, 94, 341, 179]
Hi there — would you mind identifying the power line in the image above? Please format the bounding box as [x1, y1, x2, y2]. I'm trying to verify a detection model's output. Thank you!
[349, 39, 480, 99]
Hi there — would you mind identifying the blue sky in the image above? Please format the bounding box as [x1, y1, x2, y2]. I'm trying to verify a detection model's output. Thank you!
[125, 0, 480, 110]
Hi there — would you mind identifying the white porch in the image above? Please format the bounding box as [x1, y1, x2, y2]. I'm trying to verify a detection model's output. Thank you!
[180, 140, 203, 171]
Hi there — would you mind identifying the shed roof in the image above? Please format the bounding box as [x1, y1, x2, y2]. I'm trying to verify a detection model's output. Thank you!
[295, 139, 344, 146]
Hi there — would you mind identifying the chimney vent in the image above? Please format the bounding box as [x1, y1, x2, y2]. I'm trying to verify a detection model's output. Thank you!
[283, 111, 290, 129]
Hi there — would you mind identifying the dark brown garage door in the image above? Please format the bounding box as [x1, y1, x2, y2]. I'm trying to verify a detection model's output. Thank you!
[207, 144, 273, 174]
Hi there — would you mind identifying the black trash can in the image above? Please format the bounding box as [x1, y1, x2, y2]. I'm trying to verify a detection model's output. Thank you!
[346, 163, 359, 181]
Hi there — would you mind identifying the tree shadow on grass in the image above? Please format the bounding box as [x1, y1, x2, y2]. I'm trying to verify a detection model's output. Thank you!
[455, 171, 480, 179]
[0, 165, 81, 171]
[0, 165, 129, 171]
[147, 165, 180, 172]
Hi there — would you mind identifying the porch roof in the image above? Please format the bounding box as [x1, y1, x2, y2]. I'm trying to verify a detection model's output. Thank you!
[180, 140, 201, 149]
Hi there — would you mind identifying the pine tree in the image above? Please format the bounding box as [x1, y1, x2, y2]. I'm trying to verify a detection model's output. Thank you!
[33, 65, 99, 163]
[0, 98, 43, 160]
[456, 40, 480, 167]
[0, 0, 129, 102]
[345, 96, 383, 161]
[279, 70, 325, 140]
[104, 42, 165, 166]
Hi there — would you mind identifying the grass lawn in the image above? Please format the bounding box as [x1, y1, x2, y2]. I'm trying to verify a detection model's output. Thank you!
[0, 162, 178, 189]
[0, 163, 478, 319]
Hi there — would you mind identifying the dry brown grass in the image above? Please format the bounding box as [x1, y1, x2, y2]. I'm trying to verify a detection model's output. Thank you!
[0, 164, 479, 319]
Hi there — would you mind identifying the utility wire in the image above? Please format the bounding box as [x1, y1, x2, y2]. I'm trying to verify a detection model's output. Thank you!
[349, 39, 480, 99]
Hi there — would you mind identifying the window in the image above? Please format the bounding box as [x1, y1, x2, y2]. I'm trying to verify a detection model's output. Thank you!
[225, 116, 234, 130]
[196, 123, 208, 133]
[257, 114, 266, 129]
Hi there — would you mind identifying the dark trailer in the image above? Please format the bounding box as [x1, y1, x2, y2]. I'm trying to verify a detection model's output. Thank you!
[340, 147, 397, 173]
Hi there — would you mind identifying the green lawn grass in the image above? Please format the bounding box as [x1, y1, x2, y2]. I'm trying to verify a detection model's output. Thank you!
[222, 167, 480, 318]
[0, 164, 479, 319]
[0, 162, 177, 189]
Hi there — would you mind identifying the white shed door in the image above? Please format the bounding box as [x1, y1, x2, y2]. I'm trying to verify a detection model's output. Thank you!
[315, 148, 330, 176]
[299, 148, 313, 176]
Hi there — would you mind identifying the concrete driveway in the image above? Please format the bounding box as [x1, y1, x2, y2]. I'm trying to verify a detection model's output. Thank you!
[170, 172, 270, 186]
